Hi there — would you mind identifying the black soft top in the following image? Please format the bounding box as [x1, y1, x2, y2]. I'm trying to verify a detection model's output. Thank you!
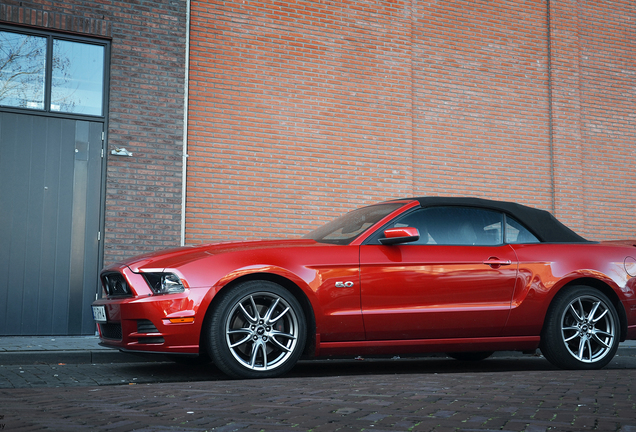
[394, 197, 589, 243]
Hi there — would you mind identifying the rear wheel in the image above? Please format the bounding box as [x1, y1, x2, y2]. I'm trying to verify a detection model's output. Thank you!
[540, 286, 619, 369]
[207, 280, 306, 379]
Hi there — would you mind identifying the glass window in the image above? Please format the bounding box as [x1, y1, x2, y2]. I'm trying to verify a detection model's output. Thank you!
[372, 206, 504, 246]
[0, 29, 106, 116]
[0, 31, 47, 110]
[304, 203, 404, 245]
[505, 216, 540, 244]
[51, 40, 104, 116]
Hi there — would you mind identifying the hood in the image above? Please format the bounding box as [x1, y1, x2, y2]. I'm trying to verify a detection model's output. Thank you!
[114, 239, 323, 273]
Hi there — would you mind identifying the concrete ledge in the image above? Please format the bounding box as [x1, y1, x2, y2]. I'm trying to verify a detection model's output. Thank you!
[0, 350, 158, 365]
[1, 345, 635, 366]
[615, 345, 636, 357]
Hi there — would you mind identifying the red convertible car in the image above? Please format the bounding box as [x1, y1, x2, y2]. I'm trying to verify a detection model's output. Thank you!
[92, 197, 636, 378]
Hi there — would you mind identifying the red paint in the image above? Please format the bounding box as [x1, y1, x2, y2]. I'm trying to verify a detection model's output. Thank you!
[94, 201, 636, 361]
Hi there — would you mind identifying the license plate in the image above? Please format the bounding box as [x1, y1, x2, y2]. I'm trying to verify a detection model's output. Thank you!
[92, 305, 107, 323]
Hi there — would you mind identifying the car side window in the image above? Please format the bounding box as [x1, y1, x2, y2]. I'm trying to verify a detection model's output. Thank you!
[388, 210, 433, 245]
[376, 206, 505, 246]
[505, 216, 540, 244]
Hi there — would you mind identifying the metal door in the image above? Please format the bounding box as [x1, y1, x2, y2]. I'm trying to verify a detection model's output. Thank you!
[0, 112, 103, 335]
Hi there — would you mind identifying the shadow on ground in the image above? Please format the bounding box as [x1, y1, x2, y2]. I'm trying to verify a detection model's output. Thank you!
[110, 354, 563, 385]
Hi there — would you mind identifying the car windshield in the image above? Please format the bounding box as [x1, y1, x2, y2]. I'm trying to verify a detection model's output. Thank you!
[304, 202, 404, 245]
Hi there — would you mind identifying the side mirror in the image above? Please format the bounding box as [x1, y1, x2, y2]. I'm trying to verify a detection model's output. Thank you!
[379, 227, 420, 245]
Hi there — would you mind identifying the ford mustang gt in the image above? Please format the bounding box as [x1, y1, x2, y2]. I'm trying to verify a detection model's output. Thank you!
[92, 197, 636, 378]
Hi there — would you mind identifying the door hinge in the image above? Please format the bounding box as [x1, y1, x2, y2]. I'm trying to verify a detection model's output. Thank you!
[102, 131, 105, 141]
[98, 231, 101, 241]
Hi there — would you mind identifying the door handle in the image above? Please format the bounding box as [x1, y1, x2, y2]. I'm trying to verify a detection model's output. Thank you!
[483, 258, 512, 267]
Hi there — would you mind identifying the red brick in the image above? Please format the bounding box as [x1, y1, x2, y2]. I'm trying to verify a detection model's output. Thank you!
[186, 0, 635, 244]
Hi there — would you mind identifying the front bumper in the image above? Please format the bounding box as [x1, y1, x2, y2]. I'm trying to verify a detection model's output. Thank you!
[92, 267, 210, 355]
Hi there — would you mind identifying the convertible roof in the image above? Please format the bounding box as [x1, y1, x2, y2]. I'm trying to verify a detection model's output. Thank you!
[395, 196, 589, 243]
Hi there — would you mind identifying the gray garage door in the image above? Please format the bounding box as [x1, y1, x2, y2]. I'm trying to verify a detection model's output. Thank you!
[0, 112, 103, 335]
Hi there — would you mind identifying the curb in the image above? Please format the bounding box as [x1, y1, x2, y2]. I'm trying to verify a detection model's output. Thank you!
[615, 345, 636, 357]
[1, 345, 635, 366]
[0, 350, 157, 365]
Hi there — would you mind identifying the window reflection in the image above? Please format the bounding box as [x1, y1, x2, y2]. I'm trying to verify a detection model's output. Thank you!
[0, 31, 47, 110]
[505, 216, 540, 244]
[51, 40, 104, 116]
[383, 206, 504, 246]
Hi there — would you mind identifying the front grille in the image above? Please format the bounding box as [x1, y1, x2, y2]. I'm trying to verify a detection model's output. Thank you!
[102, 272, 131, 297]
[137, 319, 159, 333]
[99, 323, 122, 340]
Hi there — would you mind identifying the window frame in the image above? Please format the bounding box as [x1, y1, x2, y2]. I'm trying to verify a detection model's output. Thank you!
[364, 205, 542, 246]
[0, 24, 110, 120]
[503, 213, 540, 244]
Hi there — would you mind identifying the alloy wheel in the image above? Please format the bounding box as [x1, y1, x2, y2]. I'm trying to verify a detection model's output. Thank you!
[560, 294, 616, 363]
[224, 291, 300, 371]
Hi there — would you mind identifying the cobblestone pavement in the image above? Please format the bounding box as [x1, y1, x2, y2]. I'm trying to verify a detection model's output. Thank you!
[1, 355, 635, 431]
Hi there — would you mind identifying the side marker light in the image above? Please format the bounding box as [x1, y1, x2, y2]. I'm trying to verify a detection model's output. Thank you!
[169, 317, 194, 323]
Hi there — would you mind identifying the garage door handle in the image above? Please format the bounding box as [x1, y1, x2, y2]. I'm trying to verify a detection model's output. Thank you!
[483, 258, 512, 266]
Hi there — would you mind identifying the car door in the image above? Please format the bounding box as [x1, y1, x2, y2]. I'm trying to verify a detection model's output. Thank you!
[359, 206, 518, 340]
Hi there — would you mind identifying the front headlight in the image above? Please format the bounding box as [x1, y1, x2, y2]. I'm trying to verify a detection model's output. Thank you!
[142, 272, 186, 295]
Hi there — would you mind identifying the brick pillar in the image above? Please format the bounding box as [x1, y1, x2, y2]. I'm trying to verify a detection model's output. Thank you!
[548, 0, 586, 233]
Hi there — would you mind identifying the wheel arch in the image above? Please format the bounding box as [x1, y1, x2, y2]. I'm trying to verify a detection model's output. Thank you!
[547, 277, 628, 342]
[198, 272, 317, 358]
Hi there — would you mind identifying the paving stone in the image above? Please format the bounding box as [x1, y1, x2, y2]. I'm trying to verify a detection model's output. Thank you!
[0, 356, 635, 431]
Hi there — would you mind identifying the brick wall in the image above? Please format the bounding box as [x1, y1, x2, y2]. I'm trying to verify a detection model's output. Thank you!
[5, 0, 632, 252]
[102, 0, 187, 264]
[1, 0, 188, 264]
[187, 0, 635, 244]
[412, 0, 552, 207]
[187, 1, 414, 242]
[550, 0, 636, 239]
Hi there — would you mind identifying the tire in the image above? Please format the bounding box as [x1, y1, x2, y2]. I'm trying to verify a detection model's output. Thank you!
[447, 351, 494, 362]
[207, 280, 306, 379]
[540, 286, 619, 370]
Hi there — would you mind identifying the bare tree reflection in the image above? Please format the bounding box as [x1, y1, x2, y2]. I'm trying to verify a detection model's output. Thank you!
[51, 40, 77, 112]
[0, 32, 46, 109]
[0, 31, 85, 113]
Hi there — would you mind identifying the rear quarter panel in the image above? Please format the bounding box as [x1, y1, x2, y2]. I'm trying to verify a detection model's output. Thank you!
[504, 242, 636, 337]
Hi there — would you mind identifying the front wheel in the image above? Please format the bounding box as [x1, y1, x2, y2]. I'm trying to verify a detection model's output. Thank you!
[207, 281, 306, 379]
[540, 286, 620, 370]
